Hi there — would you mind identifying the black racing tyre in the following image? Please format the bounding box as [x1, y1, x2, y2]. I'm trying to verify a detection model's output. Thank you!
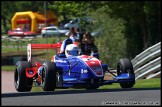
[117, 58, 135, 88]
[42, 62, 56, 91]
[14, 61, 33, 92]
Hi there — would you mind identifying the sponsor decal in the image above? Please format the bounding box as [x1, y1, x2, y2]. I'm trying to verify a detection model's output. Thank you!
[81, 69, 88, 73]
[55, 60, 67, 63]
[91, 61, 95, 64]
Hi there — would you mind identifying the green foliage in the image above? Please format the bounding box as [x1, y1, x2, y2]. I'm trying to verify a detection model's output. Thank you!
[48, 1, 86, 19]
[144, 1, 161, 45]
[1, 1, 44, 18]
[1, 1, 161, 63]
[88, 7, 126, 67]
[106, 1, 161, 56]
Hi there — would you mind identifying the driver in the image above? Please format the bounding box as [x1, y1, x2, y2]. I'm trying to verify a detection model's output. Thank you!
[65, 44, 79, 57]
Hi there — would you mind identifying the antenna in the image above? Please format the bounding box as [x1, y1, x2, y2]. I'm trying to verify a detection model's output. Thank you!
[44, 1, 48, 61]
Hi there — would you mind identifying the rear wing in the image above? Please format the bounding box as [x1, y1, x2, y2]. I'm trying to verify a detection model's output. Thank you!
[27, 43, 61, 62]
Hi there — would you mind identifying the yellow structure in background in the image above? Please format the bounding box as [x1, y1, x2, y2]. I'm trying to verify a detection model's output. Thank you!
[11, 11, 58, 32]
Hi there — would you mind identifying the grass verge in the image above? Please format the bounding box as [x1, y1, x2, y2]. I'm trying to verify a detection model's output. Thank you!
[31, 78, 161, 92]
[1, 66, 15, 71]
[99, 78, 160, 89]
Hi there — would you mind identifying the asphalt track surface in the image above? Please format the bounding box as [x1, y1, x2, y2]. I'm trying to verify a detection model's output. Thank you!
[2, 88, 161, 106]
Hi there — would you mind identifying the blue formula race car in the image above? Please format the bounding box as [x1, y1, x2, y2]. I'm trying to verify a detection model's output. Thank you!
[14, 39, 135, 92]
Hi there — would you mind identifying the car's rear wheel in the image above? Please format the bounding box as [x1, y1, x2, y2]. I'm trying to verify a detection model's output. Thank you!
[117, 58, 135, 88]
[42, 62, 56, 91]
[14, 61, 33, 92]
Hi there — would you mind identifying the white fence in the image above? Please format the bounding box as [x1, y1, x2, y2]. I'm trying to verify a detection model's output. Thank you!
[131, 42, 161, 80]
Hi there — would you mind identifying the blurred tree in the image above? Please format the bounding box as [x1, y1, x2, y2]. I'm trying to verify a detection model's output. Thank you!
[106, 1, 161, 55]
[1, 1, 160, 62]
[87, 6, 126, 67]
[144, 1, 161, 46]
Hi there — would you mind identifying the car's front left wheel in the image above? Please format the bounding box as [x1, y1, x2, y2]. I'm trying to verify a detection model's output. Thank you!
[41, 62, 56, 91]
[117, 58, 135, 88]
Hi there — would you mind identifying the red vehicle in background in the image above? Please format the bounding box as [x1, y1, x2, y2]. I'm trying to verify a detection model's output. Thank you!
[8, 27, 37, 37]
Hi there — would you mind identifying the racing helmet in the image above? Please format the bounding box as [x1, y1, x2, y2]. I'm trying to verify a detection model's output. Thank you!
[65, 44, 79, 57]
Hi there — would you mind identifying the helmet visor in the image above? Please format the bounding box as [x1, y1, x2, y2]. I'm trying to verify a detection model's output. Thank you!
[69, 50, 78, 56]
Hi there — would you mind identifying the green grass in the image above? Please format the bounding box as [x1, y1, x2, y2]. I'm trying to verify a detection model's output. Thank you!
[31, 78, 160, 92]
[2, 36, 66, 45]
[2, 47, 27, 53]
[134, 78, 161, 88]
[99, 78, 161, 89]
[1, 36, 66, 53]
[1, 66, 16, 71]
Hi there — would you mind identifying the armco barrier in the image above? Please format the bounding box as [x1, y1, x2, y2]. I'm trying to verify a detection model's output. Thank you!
[131, 42, 161, 80]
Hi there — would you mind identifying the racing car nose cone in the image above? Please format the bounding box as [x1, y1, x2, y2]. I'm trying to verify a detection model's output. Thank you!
[86, 61, 102, 75]
[79, 55, 103, 76]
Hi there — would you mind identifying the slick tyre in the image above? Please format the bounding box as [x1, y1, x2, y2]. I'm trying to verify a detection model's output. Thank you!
[14, 61, 33, 92]
[117, 58, 135, 88]
[42, 62, 56, 91]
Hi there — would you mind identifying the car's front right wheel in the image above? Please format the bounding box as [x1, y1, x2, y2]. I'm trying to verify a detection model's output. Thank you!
[14, 61, 33, 92]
